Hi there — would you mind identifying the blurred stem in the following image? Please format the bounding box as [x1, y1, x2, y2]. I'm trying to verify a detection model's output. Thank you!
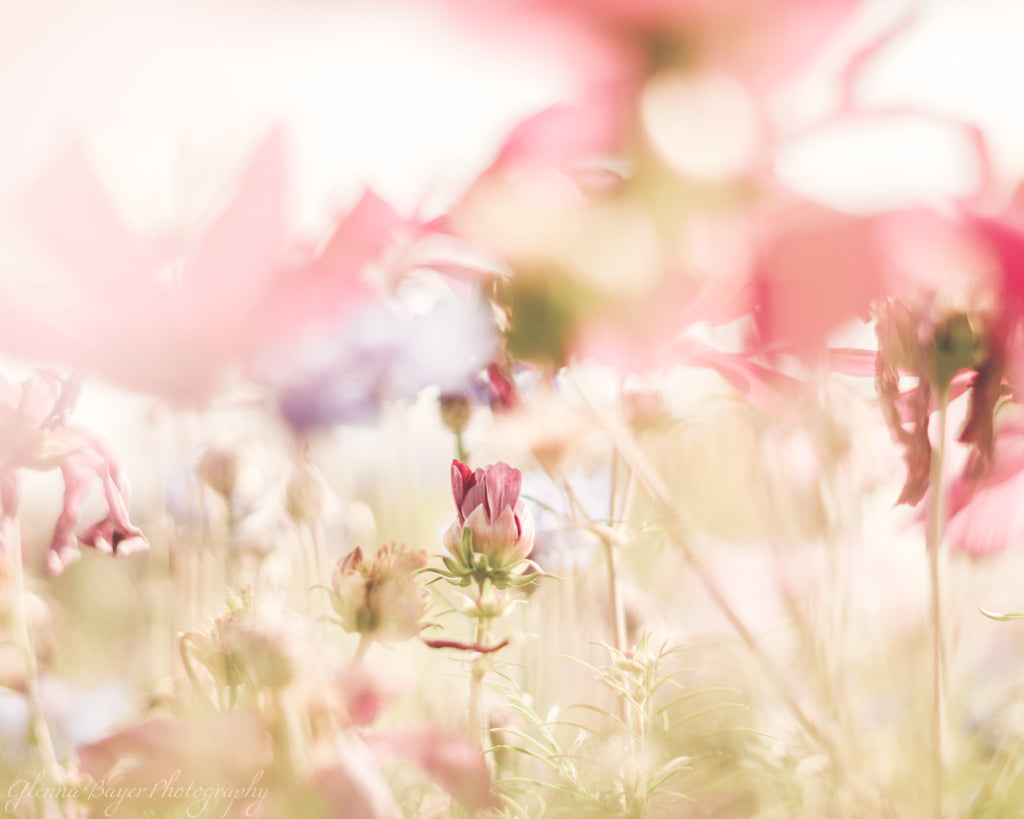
[455, 430, 469, 464]
[927, 395, 949, 819]
[1, 478, 65, 794]
[353, 632, 373, 664]
[468, 616, 486, 746]
[272, 688, 310, 780]
[563, 479, 627, 655]
[573, 376, 842, 768]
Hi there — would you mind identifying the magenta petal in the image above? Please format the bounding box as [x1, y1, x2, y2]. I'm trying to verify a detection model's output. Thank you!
[451, 459, 474, 515]
[460, 472, 488, 522]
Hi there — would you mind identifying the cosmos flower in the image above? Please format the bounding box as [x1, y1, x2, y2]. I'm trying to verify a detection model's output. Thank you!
[443, 460, 535, 570]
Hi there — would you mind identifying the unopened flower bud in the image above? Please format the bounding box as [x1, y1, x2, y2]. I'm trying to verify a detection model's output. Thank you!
[439, 393, 473, 436]
[198, 446, 239, 500]
[286, 460, 327, 524]
[443, 460, 535, 576]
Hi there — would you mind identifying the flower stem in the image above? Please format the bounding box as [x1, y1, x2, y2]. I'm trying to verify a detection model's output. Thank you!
[468, 616, 487, 747]
[353, 632, 373, 664]
[573, 376, 842, 766]
[926, 396, 949, 819]
[563, 478, 627, 654]
[1, 477, 64, 790]
[455, 431, 469, 464]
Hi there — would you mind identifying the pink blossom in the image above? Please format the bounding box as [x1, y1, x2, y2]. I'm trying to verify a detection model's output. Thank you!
[1, 130, 389, 404]
[444, 460, 535, 567]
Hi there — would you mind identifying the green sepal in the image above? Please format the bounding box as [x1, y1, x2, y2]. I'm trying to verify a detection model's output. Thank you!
[441, 556, 462, 575]
[459, 526, 474, 566]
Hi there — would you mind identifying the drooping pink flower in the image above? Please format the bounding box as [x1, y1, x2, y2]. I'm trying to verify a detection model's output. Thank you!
[0, 372, 146, 574]
[443, 460, 535, 567]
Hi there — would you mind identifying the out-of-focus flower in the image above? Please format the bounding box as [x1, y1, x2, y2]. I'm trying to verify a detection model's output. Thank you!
[947, 418, 1024, 557]
[0, 676, 138, 761]
[0, 371, 147, 574]
[285, 458, 328, 526]
[328, 544, 428, 643]
[363, 723, 500, 814]
[198, 445, 241, 503]
[442, 460, 536, 586]
[76, 709, 272, 817]
[0, 132, 396, 404]
[271, 285, 497, 430]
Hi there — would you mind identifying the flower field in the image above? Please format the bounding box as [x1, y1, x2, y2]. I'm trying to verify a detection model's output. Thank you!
[3, 1, 1024, 816]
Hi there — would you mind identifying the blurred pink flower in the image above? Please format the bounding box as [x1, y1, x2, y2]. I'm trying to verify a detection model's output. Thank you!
[947, 419, 1024, 557]
[2, 130, 392, 404]
[444, 459, 535, 567]
[364, 723, 500, 814]
[0, 372, 146, 574]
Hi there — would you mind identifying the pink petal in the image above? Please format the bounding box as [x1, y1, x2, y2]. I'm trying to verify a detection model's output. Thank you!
[318, 188, 407, 277]
[442, 519, 464, 559]
[450, 459, 474, 514]
[462, 505, 493, 553]
[488, 505, 519, 554]
[365, 723, 498, 813]
[460, 470, 489, 522]
[753, 204, 884, 357]
[182, 128, 288, 350]
[21, 141, 159, 293]
[484, 462, 521, 522]
[513, 499, 536, 559]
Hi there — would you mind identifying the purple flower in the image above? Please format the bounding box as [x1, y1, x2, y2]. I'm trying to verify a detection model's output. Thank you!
[443, 459, 535, 568]
[270, 287, 497, 430]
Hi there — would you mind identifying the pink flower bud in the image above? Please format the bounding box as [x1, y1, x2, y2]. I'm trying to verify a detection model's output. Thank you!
[444, 460, 535, 568]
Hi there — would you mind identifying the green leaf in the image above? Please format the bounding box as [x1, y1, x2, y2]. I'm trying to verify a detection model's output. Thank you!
[979, 606, 1024, 621]
[664, 701, 747, 733]
[653, 687, 743, 721]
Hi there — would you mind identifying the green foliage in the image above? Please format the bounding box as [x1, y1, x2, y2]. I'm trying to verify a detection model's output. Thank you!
[490, 636, 753, 817]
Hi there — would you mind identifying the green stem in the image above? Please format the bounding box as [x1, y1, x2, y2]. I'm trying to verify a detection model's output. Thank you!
[455, 431, 469, 464]
[926, 396, 949, 819]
